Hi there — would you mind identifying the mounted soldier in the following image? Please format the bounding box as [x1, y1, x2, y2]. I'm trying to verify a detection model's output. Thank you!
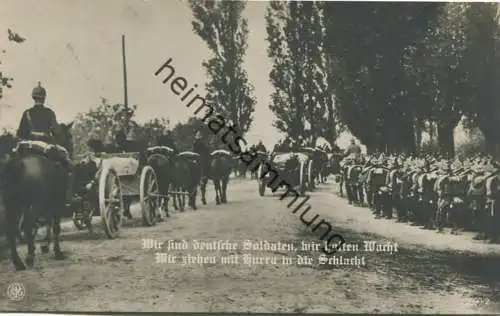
[345, 138, 362, 162]
[255, 140, 267, 153]
[157, 130, 178, 153]
[16, 82, 75, 206]
[17, 82, 61, 143]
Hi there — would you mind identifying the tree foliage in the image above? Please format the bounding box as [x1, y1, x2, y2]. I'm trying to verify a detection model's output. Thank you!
[459, 3, 500, 154]
[323, 3, 443, 153]
[266, 2, 344, 147]
[72, 98, 138, 158]
[1, 29, 25, 98]
[188, 0, 256, 137]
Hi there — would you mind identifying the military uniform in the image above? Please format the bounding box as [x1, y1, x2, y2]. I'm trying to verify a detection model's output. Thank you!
[255, 141, 266, 153]
[17, 82, 74, 206]
[17, 84, 60, 143]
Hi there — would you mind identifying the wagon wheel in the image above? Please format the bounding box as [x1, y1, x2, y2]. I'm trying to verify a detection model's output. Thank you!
[17, 211, 38, 243]
[307, 159, 315, 190]
[299, 161, 307, 196]
[257, 164, 266, 196]
[99, 166, 124, 239]
[140, 165, 161, 227]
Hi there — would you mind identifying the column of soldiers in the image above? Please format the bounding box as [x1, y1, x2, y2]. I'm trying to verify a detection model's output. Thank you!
[338, 140, 500, 242]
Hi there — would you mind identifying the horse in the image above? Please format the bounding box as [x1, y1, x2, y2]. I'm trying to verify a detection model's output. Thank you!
[1, 122, 74, 271]
[146, 135, 201, 214]
[168, 151, 201, 211]
[232, 156, 247, 178]
[200, 149, 233, 205]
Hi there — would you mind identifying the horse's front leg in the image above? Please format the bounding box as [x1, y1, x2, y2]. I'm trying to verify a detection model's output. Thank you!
[7, 208, 25, 270]
[52, 213, 64, 260]
[40, 222, 52, 254]
[221, 177, 228, 203]
[161, 181, 170, 218]
[24, 208, 36, 268]
[171, 183, 179, 211]
[214, 180, 221, 205]
[179, 186, 186, 211]
[189, 184, 198, 210]
[200, 178, 208, 205]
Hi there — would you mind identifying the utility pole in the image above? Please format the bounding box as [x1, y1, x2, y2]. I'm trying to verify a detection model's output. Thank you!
[121, 34, 135, 143]
[122, 34, 128, 111]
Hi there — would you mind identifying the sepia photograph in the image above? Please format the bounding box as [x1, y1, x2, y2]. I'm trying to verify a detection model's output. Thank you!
[0, 0, 499, 314]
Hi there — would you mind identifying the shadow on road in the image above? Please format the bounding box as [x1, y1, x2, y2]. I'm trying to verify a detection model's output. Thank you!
[294, 224, 500, 312]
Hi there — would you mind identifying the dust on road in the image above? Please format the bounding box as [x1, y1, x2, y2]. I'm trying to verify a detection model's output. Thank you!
[0, 178, 498, 313]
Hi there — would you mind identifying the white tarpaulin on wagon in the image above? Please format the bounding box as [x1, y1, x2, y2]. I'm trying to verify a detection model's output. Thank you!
[91, 154, 140, 177]
[315, 137, 332, 150]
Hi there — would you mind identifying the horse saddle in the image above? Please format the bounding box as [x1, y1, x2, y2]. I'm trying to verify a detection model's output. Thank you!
[146, 146, 175, 157]
[13, 140, 71, 170]
[178, 151, 200, 164]
[211, 149, 231, 157]
[373, 168, 386, 175]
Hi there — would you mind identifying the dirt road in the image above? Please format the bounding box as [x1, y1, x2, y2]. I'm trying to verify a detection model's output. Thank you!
[0, 178, 499, 313]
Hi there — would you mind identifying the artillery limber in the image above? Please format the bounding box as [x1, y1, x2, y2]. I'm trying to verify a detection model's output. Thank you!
[70, 148, 165, 238]
[257, 151, 311, 197]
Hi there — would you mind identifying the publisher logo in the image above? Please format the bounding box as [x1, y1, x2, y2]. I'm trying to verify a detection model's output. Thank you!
[6, 282, 25, 301]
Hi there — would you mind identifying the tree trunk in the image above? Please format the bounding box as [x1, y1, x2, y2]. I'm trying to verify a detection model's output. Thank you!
[428, 121, 435, 144]
[437, 124, 455, 158]
[403, 118, 416, 155]
[414, 118, 422, 155]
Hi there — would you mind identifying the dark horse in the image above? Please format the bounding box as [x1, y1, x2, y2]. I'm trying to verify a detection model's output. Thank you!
[1, 122, 74, 271]
[173, 151, 202, 211]
[146, 135, 201, 216]
[200, 149, 233, 205]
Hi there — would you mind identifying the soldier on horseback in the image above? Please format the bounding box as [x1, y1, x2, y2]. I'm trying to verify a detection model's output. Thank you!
[193, 130, 211, 179]
[345, 138, 362, 161]
[17, 82, 60, 143]
[255, 140, 267, 153]
[16, 82, 74, 207]
[157, 130, 178, 153]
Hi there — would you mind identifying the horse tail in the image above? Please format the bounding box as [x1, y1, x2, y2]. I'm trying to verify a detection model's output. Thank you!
[210, 154, 232, 180]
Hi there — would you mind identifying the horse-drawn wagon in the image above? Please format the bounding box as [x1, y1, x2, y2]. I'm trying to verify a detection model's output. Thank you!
[71, 149, 162, 239]
[257, 150, 311, 197]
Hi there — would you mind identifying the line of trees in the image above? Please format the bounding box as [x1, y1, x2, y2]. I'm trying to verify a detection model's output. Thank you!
[266, 2, 500, 157]
[6, 4, 500, 159]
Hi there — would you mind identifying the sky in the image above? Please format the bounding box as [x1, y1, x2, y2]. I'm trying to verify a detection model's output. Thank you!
[0, 0, 467, 149]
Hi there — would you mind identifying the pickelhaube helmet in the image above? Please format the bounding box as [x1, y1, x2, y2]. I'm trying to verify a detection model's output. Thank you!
[32, 81, 46, 100]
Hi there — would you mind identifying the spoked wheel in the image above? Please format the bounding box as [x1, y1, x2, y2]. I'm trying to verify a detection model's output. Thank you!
[307, 159, 315, 191]
[257, 164, 266, 196]
[299, 161, 307, 196]
[140, 165, 161, 226]
[99, 166, 124, 239]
